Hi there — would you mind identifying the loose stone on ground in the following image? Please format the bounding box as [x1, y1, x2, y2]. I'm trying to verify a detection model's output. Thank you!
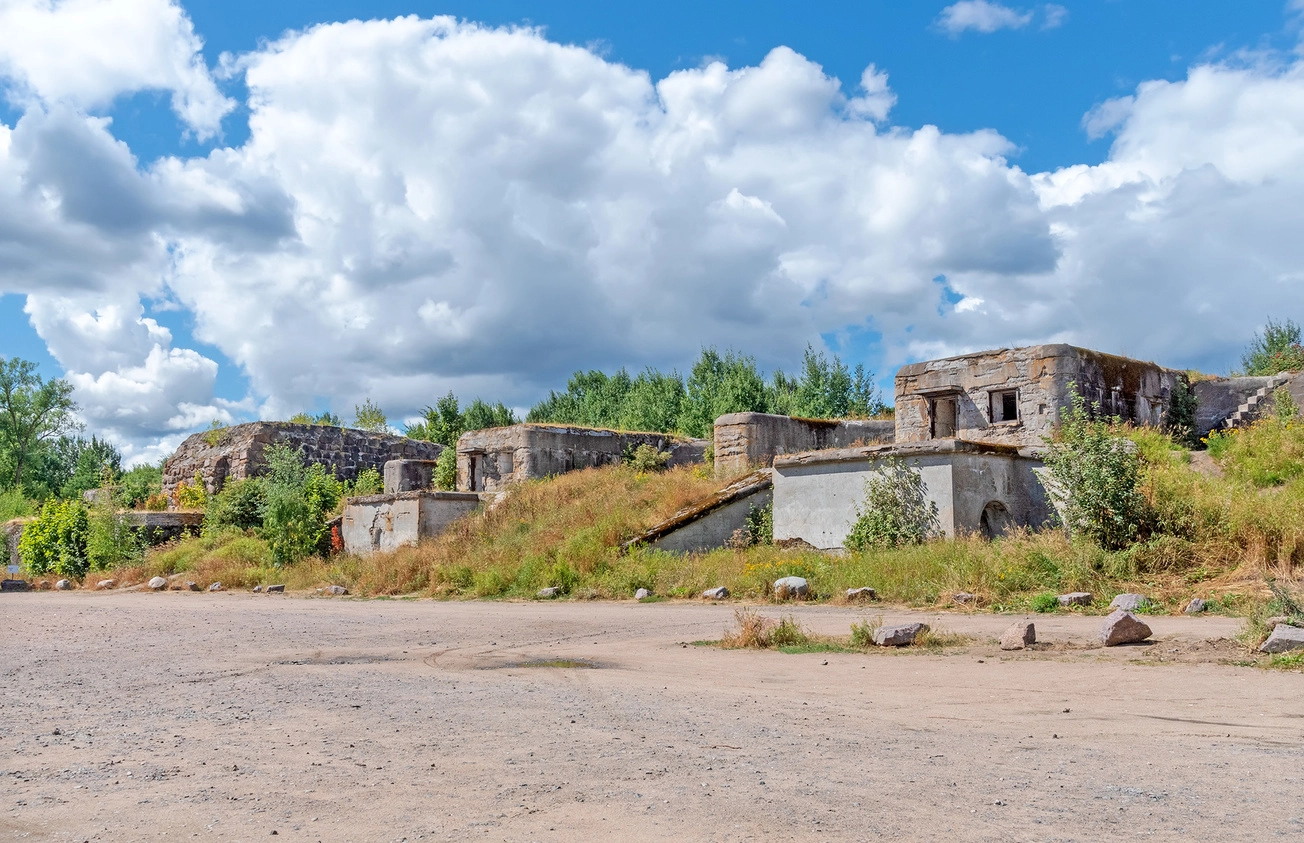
[1110, 593, 1150, 612]
[148, 576, 167, 591]
[536, 587, 561, 599]
[702, 586, 730, 600]
[1259, 624, 1304, 654]
[872, 622, 929, 647]
[1184, 598, 1207, 615]
[1058, 592, 1092, 607]
[1101, 611, 1152, 646]
[845, 587, 876, 601]
[773, 576, 808, 600]
[1000, 621, 1036, 651]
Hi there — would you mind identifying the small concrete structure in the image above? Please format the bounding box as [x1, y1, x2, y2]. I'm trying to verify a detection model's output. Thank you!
[894, 344, 1186, 449]
[456, 424, 707, 493]
[4, 518, 29, 571]
[163, 422, 443, 495]
[1193, 372, 1304, 436]
[771, 440, 1051, 550]
[712, 413, 894, 477]
[341, 490, 488, 556]
[621, 470, 773, 554]
[384, 459, 441, 494]
[121, 511, 204, 544]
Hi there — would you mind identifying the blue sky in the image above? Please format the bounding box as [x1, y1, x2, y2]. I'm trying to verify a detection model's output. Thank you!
[1, 1, 1303, 459]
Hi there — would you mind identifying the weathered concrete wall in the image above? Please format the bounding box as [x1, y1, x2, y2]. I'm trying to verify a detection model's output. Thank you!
[163, 423, 443, 495]
[622, 470, 774, 555]
[1193, 373, 1304, 436]
[121, 511, 204, 545]
[894, 344, 1185, 448]
[456, 425, 708, 492]
[384, 459, 441, 494]
[772, 441, 1051, 550]
[713, 413, 895, 477]
[4, 518, 28, 570]
[341, 491, 487, 556]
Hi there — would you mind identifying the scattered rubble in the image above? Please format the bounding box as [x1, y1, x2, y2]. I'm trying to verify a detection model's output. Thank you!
[1184, 598, 1207, 615]
[1259, 625, 1304, 654]
[208, 582, 223, 592]
[56, 579, 72, 590]
[265, 584, 286, 594]
[96, 579, 116, 590]
[702, 586, 730, 600]
[536, 587, 561, 599]
[845, 587, 877, 601]
[634, 588, 650, 601]
[1110, 593, 1150, 612]
[773, 576, 809, 600]
[148, 577, 167, 590]
[1058, 592, 1092, 607]
[323, 585, 348, 596]
[953, 592, 976, 604]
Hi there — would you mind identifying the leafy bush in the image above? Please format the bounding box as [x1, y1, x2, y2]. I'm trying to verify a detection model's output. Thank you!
[118, 462, 163, 509]
[19, 498, 89, 578]
[175, 472, 208, 509]
[849, 617, 882, 648]
[624, 443, 670, 472]
[745, 501, 773, 546]
[205, 478, 267, 533]
[845, 458, 940, 552]
[260, 444, 342, 566]
[201, 419, 227, 448]
[86, 504, 143, 570]
[406, 392, 516, 445]
[1241, 318, 1304, 375]
[1166, 378, 1198, 447]
[0, 487, 33, 522]
[143, 493, 169, 511]
[347, 467, 383, 497]
[352, 399, 389, 433]
[1040, 391, 1150, 551]
[1031, 591, 1059, 613]
[434, 447, 457, 490]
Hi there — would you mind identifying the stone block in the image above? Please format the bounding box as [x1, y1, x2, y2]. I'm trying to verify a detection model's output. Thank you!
[1000, 621, 1036, 650]
[872, 622, 929, 647]
[1260, 624, 1304, 654]
[1101, 610, 1152, 646]
[383, 459, 441, 494]
[773, 576, 809, 600]
[1058, 592, 1092, 607]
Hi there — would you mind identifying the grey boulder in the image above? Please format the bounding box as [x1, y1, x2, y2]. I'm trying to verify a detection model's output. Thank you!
[872, 622, 929, 647]
[1, 579, 30, 592]
[1110, 593, 1150, 612]
[536, 586, 561, 599]
[324, 585, 348, 596]
[1184, 597, 1207, 615]
[56, 579, 73, 590]
[702, 586, 730, 600]
[1259, 624, 1304, 654]
[148, 576, 167, 591]
[96, 579, 116, 590]
[1058, 591, 1093, 607]
[184, 581, 200, 592]
[953, 592, 976, 605]
[845, 587, 877, 601]
[634, 588, 650, 601]
[773, 576, 809, 600]
[208, 582, 223, 592]
[1000, 621, 1036, 651]
[252, 585, 263, 593]
[1101, 610, 1152, 646]
[265, 584, 286, 594]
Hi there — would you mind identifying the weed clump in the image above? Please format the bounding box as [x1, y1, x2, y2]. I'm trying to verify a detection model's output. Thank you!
[845, 458, 939, 552]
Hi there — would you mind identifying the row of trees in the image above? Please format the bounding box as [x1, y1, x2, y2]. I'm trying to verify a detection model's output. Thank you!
[527, 345, 886, 438]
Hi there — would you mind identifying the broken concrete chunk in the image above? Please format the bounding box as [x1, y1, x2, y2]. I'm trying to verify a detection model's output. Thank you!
[1058, 591, 1092, 607]
[845, 587, 877, 601]
[56, 579, 73, 590]
[953, 592, 976, 604]
[208, 582, 223, 592]
[1260, 624, 1304, 654]
[1000, 621, 1036, 651]
[1109, 593, 1150, 612]
[96, 579, 116, 590]
[147, 576, 167, 590]
[265, 584, 286, 594]
[634, 588, 650, 601]
[1184, 597, 1206, 615]
[1, 579, 29, 592]
[872, 622, 929, 647]
[324, 585, 348, 596]
[252, 585, 263, 593]
[773, 576, 809, 600]
[536, 587, 561, 599]
[185, 581, 200, 592]
[1100, 610, 1152, 646]
[702, 586, 730, 600]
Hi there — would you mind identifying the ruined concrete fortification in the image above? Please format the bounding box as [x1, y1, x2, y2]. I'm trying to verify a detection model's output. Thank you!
[894, 344, 1186, 448]
[163, 422, 443, 495]
[712, 413, 894, 477]
[341, 490, 490, 556]
[1193, 372, 1304, 437]
[456, 424, 708, 493]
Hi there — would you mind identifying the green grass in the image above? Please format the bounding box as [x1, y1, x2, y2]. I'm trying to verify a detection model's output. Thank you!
[0, 488, 34, 523]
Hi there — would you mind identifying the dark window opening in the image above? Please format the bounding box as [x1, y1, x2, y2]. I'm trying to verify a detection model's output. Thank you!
[990, 389, 1019, 423]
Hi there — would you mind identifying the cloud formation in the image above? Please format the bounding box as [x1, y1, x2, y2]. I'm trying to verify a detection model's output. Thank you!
[1, 5, 1304, 461]
[937, 1, 1034, 36]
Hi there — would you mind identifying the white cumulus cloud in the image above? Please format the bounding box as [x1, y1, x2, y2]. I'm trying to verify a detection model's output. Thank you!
[937, 1, 1033, 36]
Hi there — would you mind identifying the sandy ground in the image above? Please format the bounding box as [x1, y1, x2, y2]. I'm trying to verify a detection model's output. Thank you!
[1, 592, 1301, 842]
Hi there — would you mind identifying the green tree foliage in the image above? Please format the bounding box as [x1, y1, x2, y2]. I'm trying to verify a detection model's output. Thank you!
[1039, 390, 1151, 551]
[0, 357, 81, 493]
[62, 437, 123, 500]
[18, 498, 89, 578]
[117, 462, 163, 509]
[527, 347, 883, 437]
[85, 501, 144, 571]
[407, 392, 517, 446]
[1166, 378, 1198, 447]
[288, 410, 342, 426]
[0, 487, 34, 522]
[352, 398, 389, 433]
[1241, 318, 1304, 375]
[205, 477, 268, 533]
[845, 458, 940, 551]
[260, 444, 342, 566]
[433, 447, 458, 490]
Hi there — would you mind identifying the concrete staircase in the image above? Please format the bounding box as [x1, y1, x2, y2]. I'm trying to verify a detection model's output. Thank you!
[1221, 372, 1293, 429]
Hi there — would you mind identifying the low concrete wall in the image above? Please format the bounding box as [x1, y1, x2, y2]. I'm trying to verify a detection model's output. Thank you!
[121, 511, 204, 545]
[1193, 373, 1304, 436]
[457, 424, 708, 492]
[623, 470, 773, 555]
[772, 441, 1050, 550]
[384, 459, 441, 494]
[713, 413, 894, 477]
[341, 491, 487, 556]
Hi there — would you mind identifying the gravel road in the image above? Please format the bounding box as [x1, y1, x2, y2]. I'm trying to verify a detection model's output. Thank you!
[2, 593, 1300, 841]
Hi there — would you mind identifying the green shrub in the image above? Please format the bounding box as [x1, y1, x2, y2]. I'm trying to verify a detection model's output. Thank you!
[205, 478, 267, 533]
[434, 447, 457, 490]
[849, 617, 882, 648]
[347, 467, 383, 497]
[1031, 591, 1059, 613]
[845, 458, 940, 552]
[86, 505, 144, 570]
[1240, 318, 1304, 376]
[260, 444, 342, 566]
[1040, 390, 1150, 550]
[19, 499, 89, 578]
[175, 472, 207, 509]
[117, 462, 162, 509]
[624, 443, 670, 472]
[0, 487, 34, 522]
[769, 616, 811, 648]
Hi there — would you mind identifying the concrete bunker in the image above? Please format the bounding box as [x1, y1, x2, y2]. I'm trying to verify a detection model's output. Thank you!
[341, 490, 489, 556]
[621, 470, 773, 555]
[456, 424, 707, 493]
[772, 440, 1052, 550]
[712, 413, 894, 478]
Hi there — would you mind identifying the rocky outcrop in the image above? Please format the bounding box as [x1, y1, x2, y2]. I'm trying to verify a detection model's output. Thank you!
[163, 422, 442, 495]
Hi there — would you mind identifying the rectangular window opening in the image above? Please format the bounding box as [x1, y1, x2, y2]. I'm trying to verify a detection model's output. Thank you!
[991, 389, 1019, 423]
[930, 397, 958, 439]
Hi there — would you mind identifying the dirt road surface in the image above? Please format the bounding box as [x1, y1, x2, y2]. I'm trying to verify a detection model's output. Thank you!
[2, 593, 1300, 842]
